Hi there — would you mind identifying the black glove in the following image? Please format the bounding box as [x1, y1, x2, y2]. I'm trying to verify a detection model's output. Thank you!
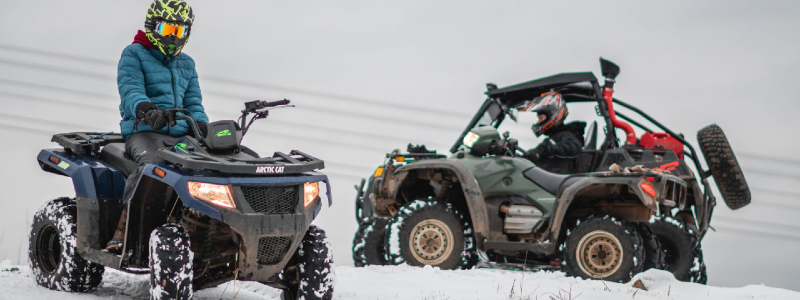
[526, 143, 548, 161]
[136, 102, 167, 130]
[196, 122, 208, 138]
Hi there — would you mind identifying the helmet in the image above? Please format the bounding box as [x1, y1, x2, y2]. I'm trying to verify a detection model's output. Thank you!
[144, 0, 195, 57]
[525, 91, 568, 137]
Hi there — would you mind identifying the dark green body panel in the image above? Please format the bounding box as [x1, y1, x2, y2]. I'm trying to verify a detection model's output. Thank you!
[451, 154, 556, 217]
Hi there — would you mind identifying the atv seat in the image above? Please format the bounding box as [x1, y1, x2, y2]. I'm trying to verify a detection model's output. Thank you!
[523, 166, 571, 195]
[99, 143, 137, 177]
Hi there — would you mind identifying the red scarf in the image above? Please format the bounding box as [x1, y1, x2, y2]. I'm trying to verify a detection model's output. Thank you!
[132, 30, 157, 49]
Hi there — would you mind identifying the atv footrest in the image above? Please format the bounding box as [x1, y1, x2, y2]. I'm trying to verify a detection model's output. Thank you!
[484, 240, 555, 255]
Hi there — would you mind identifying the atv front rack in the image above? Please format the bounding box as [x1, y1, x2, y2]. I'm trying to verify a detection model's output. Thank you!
[52, 132, 125, 155]
[158, 149, 324, 175]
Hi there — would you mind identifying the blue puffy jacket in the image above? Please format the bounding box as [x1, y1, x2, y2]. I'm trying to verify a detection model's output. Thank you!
[117, 43, 208, 140]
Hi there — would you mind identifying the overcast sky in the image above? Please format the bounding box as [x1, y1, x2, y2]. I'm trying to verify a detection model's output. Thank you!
[1, 0, 798, 291]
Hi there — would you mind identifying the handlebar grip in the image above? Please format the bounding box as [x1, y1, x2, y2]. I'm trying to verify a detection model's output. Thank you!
[262, 99, 290, 107]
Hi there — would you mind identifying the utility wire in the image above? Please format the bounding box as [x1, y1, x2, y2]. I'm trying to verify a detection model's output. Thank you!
[752, 187, 800, 199]
[0, 89, 432, 154]
[742, 167, 800, 181]
[738, 153, 800, 166]
[712, 225, 800, 242]
[712, 215, 800, 232]
[0, 63, 465, 134]
[0, 44, 472, 118]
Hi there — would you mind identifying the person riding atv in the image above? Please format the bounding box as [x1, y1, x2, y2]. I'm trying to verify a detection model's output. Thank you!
[107, 0, 207, 253]
[353, 58, 751, 284]
[521, 91, 586, 166]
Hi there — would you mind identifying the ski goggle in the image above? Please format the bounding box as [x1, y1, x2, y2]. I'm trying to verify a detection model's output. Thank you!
[155, 22, 189, 39]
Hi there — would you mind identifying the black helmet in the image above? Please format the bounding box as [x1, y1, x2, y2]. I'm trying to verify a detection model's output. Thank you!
[144, 0, 195, 57]
[524, 91, 568, 137]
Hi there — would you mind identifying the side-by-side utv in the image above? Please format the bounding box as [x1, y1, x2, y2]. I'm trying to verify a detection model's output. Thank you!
[353, 58, 750, 283]
[30, 100, 335, 300]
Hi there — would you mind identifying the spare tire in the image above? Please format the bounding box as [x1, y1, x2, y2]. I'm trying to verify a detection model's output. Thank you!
[697, 124, 751, 210]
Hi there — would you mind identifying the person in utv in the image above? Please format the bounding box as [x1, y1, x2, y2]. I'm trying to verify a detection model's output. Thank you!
[523, 91, 586, 163]
[106, 0, 208, 252]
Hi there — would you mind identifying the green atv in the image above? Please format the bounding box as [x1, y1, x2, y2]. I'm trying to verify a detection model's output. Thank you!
[352, 58, 750, 283]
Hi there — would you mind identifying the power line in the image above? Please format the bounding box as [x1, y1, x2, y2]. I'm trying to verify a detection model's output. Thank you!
[0, 87, 447, 152]
[738, 153, 800, 166]
[0, 43, 113, 66]
[0, 78, 460, 138]
[712, 215, 800, 232]
[712, 225, 800, 242]
[203, 89, 464, 132]
[0, 43, 472, 118]
[752, 187, 800, 199]
[0, 58, 113, 80]
[743, 167, 800, 181]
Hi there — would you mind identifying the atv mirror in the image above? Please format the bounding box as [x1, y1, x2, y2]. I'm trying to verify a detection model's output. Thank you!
[600, 57, 620, 80]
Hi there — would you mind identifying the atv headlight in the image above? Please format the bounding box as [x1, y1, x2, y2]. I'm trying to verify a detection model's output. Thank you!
[304, 182, 320, 207]
[463, 131, 480, 148]
[188, 182, 235, 209]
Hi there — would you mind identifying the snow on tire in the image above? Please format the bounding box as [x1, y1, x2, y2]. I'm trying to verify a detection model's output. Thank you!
[149, 224, 193, 300]
[634, 222, 665, 271]
[28, 197, 104, 292]
[352, 217, 389, 267]
[649, 216, 707, 284]
[282, 225, 335, 300]
[384, 199, 478, 270]
[560, 214, 644, 283]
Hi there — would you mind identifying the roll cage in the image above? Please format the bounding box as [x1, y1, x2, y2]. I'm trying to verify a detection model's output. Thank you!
[450, 72, 711, 186]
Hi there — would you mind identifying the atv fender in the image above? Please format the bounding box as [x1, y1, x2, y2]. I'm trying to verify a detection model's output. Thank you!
[391, 160, 490, 250]
[547, 176, 659, 242]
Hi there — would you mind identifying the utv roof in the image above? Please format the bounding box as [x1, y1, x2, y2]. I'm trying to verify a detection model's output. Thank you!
[485, 72, 598, 106]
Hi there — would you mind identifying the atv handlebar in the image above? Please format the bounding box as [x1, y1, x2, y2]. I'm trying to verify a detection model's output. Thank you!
[243, 99, 291, 113]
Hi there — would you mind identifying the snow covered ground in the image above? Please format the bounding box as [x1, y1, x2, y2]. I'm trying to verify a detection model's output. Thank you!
[2, 260, 798, 300]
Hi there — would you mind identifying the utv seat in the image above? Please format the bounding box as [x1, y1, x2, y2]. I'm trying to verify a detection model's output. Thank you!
[99, 143, 137, 177]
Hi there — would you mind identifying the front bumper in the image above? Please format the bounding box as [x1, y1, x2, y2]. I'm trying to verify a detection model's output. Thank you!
[142, 163, 331, 282]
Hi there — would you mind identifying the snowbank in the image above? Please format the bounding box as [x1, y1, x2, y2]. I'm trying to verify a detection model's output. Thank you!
[1, 260, 797, 300]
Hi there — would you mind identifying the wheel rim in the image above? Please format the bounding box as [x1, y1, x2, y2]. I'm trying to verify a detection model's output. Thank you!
[36, 224, 61, 273]
[575, 230, 623, 278]
[409, 219, 454, 265]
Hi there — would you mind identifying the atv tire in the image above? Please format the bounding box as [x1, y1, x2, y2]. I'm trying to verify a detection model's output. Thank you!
[560, 214, 644, 283]
[353, 217, 390, 267]
[149, 224, 194, 300]
[648, 216, 707, 284]
[281, 225, 335, 300]
[697, 124, 751, 210]
[634, 222, 665, 271]
[384, 199, 478, 270]
[29, 197, 104, 292]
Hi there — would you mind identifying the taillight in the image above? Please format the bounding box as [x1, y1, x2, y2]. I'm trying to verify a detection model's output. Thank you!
[640, 182, 656, 198]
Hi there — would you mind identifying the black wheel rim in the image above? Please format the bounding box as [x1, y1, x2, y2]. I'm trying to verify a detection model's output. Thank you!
[658, 237, 679, 272]
[37, 224, 61, 273]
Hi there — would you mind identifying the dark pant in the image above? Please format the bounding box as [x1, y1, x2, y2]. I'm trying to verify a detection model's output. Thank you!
[122, 132, 190, 204]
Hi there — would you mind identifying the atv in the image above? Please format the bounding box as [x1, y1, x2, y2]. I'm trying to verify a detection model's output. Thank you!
[30, 99, 335, 300]
[353, 58, 750, 283]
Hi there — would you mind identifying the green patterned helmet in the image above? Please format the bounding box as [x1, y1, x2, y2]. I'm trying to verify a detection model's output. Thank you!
[144, 0, 195, 57]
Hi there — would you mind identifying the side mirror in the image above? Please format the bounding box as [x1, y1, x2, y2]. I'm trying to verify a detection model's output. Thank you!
[600, 57, 620, 80]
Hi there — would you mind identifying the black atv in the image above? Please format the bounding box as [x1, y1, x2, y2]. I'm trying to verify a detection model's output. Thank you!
[353, 58, 750, 283]
[30, 100, 335, 299]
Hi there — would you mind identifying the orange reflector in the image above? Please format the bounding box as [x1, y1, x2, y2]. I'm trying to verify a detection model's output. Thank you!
[640, 182, 656, 198]
[49, 155, 60, 164]
[374, 167, 384, 177]
[396, 156, 405, 162]
[646, 177, 655, 182]
[153, 168, 166, 178]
